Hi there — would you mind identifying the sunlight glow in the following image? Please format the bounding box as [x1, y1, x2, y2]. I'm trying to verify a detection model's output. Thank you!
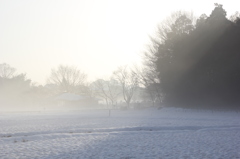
[0, 0, 239, 84]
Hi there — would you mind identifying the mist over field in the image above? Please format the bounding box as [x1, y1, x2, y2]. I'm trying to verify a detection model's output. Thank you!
[1, 2, 240, 111]
[1, 1, 240, 158]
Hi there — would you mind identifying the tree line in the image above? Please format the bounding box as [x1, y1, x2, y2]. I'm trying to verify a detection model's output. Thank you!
[1, 4, 240, 111]
[144, 4, 240, 110]
[0, 63, 153, 110]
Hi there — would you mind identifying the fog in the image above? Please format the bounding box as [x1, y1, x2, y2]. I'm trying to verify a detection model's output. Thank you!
[1, 0, 238, 85]
[1, 1, 240, 112]
[1, 2, 240, 159]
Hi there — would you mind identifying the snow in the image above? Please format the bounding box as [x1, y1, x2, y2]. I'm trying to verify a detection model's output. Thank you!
[0, 108, 240, 159]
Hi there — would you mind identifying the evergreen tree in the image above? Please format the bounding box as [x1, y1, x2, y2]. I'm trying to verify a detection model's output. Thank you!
[149, 4, 240, 110]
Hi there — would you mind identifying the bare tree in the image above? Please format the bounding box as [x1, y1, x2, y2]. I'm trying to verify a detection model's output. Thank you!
[133, 66, 163, 107]
[155, 11, 196, 44]
[144, 11, 196, 67]
[0, 63, 16, 78]
[113, 66, 138, 108]
[91, 78, 121, 107]
[140, 11, 195, 107]
[48, 65, 87, 93]
[91, 79, 110, 106]
[106, 78, 121, 107]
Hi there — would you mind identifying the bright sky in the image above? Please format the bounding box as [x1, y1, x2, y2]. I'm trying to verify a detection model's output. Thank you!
[0, 0, 239, 85]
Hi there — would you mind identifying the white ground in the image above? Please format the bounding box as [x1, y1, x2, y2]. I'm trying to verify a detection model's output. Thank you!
[0, 108, 240, 159]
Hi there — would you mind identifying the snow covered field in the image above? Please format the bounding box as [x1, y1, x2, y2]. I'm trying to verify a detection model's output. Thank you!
[0, 108, 240, 159]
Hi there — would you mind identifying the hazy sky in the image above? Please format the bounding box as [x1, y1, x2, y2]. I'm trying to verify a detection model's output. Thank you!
[0, 0, 239, 85]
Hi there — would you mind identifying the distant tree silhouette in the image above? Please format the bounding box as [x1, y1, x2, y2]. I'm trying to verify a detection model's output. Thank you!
[48, 65, 87, 93]
[0, 63, 16, 78]
[113, 66, 139, 108]
[132, 66, 162, 107]
[91, 78, 121, 107]
[0, 63, 32, 107]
